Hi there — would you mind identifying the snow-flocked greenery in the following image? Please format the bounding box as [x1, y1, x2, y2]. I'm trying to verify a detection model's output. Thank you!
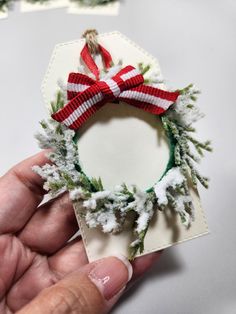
[0, 0, 115, 12]
[33, 64, 212, 259]
[0, 0, 13, 12]
[73, 0, 116, 6]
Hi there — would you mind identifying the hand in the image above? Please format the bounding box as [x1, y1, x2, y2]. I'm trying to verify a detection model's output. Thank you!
[0, 152, 162, 314]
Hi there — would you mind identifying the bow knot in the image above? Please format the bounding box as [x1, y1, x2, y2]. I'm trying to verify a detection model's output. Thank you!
[95, 80, 120, 101]
[94, 66, 144, 102]
[52, 65, 179, 130]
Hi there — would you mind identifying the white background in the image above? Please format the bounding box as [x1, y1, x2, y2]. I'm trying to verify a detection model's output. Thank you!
[0, 0, 235, 313]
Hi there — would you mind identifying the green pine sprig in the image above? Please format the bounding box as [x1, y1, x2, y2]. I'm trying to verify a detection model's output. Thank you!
[162, 115, 212, 188]
[50, 91, 65, 114]
[0, 0, 13, 12]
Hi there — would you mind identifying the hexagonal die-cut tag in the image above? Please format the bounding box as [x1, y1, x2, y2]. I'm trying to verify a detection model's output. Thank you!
[42, 31, 208, 262]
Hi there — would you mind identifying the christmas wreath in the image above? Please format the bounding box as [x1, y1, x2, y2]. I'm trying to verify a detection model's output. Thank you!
[33, 31, 212, 258]
[0, 0, 115, 12]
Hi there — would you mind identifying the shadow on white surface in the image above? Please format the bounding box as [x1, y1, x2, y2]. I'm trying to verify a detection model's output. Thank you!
[113, 248, 183, 312]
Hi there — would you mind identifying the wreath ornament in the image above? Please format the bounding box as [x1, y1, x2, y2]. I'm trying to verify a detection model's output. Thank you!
[0, 0, 115, 13]
[33, 30, 212, 259]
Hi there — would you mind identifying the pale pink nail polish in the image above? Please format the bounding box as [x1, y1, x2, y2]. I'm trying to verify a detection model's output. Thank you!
[88, 255, 133, 301]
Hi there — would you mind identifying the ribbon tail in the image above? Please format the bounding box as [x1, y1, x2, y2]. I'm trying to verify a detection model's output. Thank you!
[52, 84, 106, 130]
[119, 86, 179, 115]
[80, 43, 113, 81]
[99, 44, 113, 69]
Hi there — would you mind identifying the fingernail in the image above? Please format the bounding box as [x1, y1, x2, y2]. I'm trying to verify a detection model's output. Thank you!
[88, 255, 133, 301]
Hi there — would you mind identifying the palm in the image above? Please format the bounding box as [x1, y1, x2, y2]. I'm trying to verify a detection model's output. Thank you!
[0, 152, 160, 313]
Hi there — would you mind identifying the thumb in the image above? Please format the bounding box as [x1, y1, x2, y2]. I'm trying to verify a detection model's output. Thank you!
[17, 256, 133, 314]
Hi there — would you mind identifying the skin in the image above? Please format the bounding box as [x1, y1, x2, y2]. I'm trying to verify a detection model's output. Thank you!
[0, 152, 162, 314]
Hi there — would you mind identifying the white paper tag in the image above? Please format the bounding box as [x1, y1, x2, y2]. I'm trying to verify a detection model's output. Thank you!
[0, 10, 8, 19]
[75, 187, 208, 261]
[20, 0, 69, 12]
[67, 1, 120, 16]
[42, 31, 209, 262]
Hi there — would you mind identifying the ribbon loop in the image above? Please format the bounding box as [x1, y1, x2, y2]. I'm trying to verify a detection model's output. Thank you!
[95, 80, 121, 100]
[81, 30, 113, 80]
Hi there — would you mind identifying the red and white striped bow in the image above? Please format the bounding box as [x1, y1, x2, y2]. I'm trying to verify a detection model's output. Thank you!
[52, 65, 179, 130]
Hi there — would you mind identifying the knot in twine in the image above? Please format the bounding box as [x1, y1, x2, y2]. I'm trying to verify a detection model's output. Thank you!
[82, 29, 99, 55]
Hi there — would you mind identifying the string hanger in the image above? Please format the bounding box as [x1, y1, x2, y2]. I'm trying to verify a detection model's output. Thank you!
[82, 29, 100, 55]
[80, 29, 113, 80]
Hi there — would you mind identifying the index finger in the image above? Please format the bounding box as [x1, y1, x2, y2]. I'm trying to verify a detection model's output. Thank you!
[0, 151, 49, 234]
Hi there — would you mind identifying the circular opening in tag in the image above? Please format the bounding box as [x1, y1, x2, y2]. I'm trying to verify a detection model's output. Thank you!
[77, 102, 172, 191]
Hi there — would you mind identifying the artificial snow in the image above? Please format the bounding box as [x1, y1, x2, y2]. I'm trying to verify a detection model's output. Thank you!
[167, 85, 204, 126]
[154, 167, 186, 206]
[70, 187, 86, 201]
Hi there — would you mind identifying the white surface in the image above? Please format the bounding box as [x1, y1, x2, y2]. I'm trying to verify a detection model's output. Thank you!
[0, 0, 235, 313]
